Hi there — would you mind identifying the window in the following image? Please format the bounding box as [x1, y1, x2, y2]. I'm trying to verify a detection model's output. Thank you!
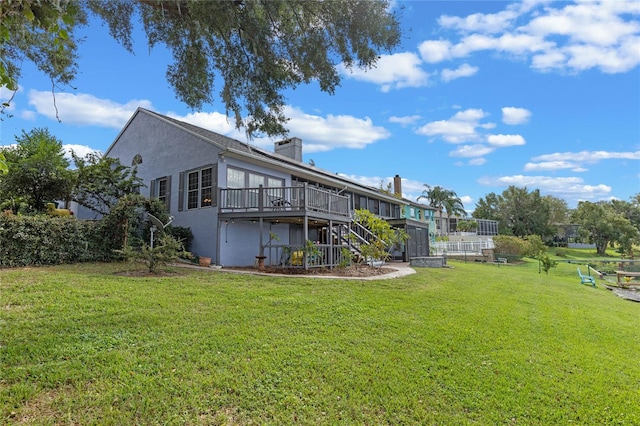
[151, 176, 171, 211]
[226, 166, 284, 208]
[181, 165, 216, 210]
[380, 201, 390, 217]
[368, 198, 379, 215]
[158, 178, 168, 207]
[201, 167, 213, 207]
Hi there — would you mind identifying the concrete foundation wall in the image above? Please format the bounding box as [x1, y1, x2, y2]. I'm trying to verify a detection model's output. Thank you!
[410, 256, 447, 268]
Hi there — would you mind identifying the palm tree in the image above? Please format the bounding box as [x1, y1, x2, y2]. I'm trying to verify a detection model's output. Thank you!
[417, 185, 466, 236]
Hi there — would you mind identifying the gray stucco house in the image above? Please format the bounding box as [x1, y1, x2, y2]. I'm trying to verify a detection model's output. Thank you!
[105, 108, 431, 267]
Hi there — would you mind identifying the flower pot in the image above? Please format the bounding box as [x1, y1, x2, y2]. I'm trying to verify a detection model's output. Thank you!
[199, 257, 212, 267]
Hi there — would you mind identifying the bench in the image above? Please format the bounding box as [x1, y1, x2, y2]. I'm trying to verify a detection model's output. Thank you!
[615, 270, 640, 287]
[495, 257, 507, 264]
[577, 267, 596, 287]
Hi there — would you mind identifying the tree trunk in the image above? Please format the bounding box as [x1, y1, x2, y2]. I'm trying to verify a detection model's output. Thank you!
[596, 240, 608, 256]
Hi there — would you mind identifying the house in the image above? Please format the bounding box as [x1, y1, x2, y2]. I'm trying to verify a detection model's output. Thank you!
[104, 108, 432, 268]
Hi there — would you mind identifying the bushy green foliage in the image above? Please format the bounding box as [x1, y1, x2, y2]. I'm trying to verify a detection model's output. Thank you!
[0, 214, 109, 267]
[0, 128, 73, 212]
[71, 152, 143, 216]
[166, 225, 194, 252]
[539, 254, 558, 275]
[523, 234, 546, 258]
[354, 208, 408, 266]
[0, 152, 7, 174]
[119, 234, 190, 273]
[456, 219, 477, 232]
[339, 247, 353, 268]
[493, 235, 530, 261]
[3, 1, 401, 137]
[0, 194, 174, 268]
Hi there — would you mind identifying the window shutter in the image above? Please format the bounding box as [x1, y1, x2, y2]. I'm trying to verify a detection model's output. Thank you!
[166, 175, 172, 212]
[150, 179, 157, 198]
[178, 172, 184, 211]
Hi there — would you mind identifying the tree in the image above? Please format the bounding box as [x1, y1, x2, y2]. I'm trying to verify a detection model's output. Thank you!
[72, 151, 144, 216]
[1, 0, 85, 117]
[542, 195, 568, 235]
[473, 186, 553, 239]
[417, 185, 465, 236]
[353, 208, 407, 266]
[610, 196, 640, 232]
[473, 192, 500, 222]
[499, 186, 551, 238]
[0, 128, 73, 212]
[2, 0, 401, 136]
[571, 201, 638, 256]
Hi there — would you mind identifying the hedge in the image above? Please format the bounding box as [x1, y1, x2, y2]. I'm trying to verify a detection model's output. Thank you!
[0, 215, 117, 268]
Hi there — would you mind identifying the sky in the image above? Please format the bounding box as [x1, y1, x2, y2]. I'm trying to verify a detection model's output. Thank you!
[1, 0, 639, 212]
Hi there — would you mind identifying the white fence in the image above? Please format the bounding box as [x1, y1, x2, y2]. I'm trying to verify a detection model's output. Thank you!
[432, 239, 495, 255]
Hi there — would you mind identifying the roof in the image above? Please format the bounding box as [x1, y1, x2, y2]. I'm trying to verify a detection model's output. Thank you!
[107, 107, 419, 205]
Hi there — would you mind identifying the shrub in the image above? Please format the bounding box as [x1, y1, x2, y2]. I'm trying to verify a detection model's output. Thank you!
[493, 235, 530, 261]
[167, 226, 194, 252]
[119, 234, 191, 273]
[539, 255, 558, 275]
[0, 214, 111, 267]
[0, 194, 173, 268]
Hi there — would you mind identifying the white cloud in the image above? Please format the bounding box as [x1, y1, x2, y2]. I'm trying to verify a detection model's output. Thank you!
[167, 106, 392, 154]
[524, 160, 586, 172]
[450, 144, 495, 158]
[531, 150, 640, 163]
[281, 106, 390, 153]
[486, 134, 526, 147]
[28, 90, 153, 128]
[339, 52, 430, 92]
[63, 144, 102, 163]
[477, 175, 612, 200]
[418, 39, 453, 63]
[502, 107, 532, 125]
[168, 110, 241, 136]
[416, 108, 488, 143]
[441, 63, 479, 82]
[419, 0, 640, 74]
[468, 157, 487, 166]
[525, 2, 640, 47]
[389, 115, 422, 126]
[438, 9, 518, 34]
[460, 195, 474, 207]
[525, 150, 640, 172]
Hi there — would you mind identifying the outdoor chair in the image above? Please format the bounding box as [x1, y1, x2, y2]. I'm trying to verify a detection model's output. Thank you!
[577, 267, 596, 287]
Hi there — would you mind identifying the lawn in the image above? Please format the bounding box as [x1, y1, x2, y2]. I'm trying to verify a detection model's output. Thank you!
[1, 259, 638, 425]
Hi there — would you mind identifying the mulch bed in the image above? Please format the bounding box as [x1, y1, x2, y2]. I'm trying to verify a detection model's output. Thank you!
[223, 265, 395, 277]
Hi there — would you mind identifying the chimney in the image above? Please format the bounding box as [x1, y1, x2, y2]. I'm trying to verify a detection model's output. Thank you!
[393, 174, 402, 197]
[274, 137, 302, 162]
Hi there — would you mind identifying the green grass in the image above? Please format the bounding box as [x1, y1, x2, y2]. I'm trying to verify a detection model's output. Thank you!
[1, 260, 639, 425]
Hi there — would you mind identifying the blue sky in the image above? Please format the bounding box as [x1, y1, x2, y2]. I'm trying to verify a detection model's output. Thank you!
[1, 0, 639, 211]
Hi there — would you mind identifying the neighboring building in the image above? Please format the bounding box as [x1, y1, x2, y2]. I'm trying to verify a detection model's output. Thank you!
[104, 108, 432, 267]
[385, 175, 437, 259]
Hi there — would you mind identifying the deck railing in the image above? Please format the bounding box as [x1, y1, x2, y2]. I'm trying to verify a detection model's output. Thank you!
[219, 184, 350, 217]
[432, 239, 495, 255]
[262, 244, 351, 269]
